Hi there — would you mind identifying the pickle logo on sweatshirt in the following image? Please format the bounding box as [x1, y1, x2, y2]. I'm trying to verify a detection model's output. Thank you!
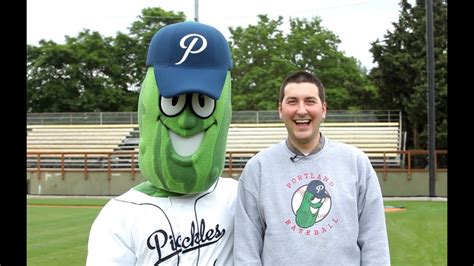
[285, 172, 338, 235]
[291, 180, 331, 228]
[291, 180, 332, 228]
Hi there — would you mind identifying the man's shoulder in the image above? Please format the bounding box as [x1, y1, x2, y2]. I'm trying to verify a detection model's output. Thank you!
[251, 141, 285, 160]
[325, 138, 371, 164]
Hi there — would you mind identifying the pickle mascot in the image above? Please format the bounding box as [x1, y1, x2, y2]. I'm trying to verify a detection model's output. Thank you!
[87, 21, 237, 265]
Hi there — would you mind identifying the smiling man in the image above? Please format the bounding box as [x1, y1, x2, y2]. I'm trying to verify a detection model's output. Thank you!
[87, 21, 237, 266]
[234, 71, 390, 265]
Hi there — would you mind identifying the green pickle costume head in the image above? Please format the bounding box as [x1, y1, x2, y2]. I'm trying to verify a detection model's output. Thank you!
[135, 21, 233, 197]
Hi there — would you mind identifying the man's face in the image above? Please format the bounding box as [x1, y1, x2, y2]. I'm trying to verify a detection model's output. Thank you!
[278, 82, 327, 149]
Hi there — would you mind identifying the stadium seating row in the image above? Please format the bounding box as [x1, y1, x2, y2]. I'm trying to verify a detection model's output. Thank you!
[27, 122, 401, 171]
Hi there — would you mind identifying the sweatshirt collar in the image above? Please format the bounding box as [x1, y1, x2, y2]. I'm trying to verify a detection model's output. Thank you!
[286, 133, 325, 157]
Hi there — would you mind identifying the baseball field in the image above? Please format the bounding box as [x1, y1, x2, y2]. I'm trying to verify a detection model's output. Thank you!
[27, 197, 447, 265]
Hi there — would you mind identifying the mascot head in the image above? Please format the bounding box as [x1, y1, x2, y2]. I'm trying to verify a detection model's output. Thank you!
[136, 21, 233, 196]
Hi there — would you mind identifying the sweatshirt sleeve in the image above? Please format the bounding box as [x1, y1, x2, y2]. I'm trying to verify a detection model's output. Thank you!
[357, 171, 391, 266]
[234, 161, 265, 266]
[86, 200, 136, 266]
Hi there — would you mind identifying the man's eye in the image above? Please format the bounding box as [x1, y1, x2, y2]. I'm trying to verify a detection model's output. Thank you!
[159, 95, 186, 117]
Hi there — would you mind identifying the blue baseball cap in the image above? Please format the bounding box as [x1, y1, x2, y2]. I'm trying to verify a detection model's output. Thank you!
[146, 21, 233, 99]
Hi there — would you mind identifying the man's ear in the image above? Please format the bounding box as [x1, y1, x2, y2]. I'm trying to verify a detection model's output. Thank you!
[278, 103, 282, 119]
[322, 102, 327, 120]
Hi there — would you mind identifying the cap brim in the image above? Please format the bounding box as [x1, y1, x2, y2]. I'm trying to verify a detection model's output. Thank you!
[153, 66, 228, 99]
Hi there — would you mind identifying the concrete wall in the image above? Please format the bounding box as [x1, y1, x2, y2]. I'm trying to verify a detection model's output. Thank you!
[375, 170, 447, 197]
[27, 171, 146, 196]
[27, 170, 447, 197]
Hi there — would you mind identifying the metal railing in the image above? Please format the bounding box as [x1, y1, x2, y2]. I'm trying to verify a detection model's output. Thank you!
[27, 110, 402, 125]
[27, 149, 447, 179]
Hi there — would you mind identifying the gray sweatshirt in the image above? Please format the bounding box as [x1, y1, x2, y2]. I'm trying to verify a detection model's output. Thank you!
[234, 137, 390, 265]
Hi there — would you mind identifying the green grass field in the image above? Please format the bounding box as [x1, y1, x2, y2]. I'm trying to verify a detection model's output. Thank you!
[27, 198, 447, 265]
[385, 200, 447, 265]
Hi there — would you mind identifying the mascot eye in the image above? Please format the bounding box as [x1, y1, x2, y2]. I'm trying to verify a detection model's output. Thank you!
[191, 93, 215, 119]
[160, 95, 186, 117]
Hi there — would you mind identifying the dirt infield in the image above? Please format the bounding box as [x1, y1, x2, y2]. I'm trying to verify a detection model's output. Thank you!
[384, 206, 406, 212]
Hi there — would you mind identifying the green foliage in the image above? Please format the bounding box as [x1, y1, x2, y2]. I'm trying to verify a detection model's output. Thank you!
[27, 3, 448, 150]
[127, 7, 185, 86]
[369, 0, 447, 149]
[229, 15, 377, 111]
[229, 15, 290, 110]
[27, 8, 185, 112]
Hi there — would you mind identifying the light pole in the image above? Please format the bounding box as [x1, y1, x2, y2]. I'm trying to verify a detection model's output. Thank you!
[194, 0, 199, 22]
[426, 0, 436, 197]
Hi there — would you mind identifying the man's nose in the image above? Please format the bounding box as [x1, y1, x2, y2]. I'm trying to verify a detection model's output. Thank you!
[296, 102, 308, 115]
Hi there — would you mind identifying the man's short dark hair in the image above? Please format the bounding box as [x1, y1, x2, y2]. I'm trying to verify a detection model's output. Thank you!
[279, 70, 326, 103]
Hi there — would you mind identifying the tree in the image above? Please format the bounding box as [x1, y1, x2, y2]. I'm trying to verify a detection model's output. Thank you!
[28, 8, 381, 114]
[27, 41, 81, 112]
[369, 0, 447, 149]
[126, 7, 185, 90]
[229, 15, 290, 110]
[27, 31, 129, 112]
[285, 17, 379, 110]
[229, 15, 377, 111]
[27, 7, 185, 112]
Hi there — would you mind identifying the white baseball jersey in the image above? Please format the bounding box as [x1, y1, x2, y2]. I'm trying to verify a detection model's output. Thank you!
[87, 177, 238, 266]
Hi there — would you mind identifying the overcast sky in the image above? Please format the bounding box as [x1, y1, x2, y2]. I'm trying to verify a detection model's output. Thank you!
[27, 0, 405, 70]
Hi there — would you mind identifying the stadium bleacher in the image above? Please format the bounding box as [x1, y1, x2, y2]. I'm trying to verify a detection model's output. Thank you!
[27, 124, 136, 153]
[27, 124, 137, 169]
[27, 120, 402, 174]
[225, 122, 401, 173]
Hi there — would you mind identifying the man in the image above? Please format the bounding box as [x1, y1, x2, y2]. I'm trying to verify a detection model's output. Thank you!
[234, 70, 390, 265]
[87, 21, 237, 265]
